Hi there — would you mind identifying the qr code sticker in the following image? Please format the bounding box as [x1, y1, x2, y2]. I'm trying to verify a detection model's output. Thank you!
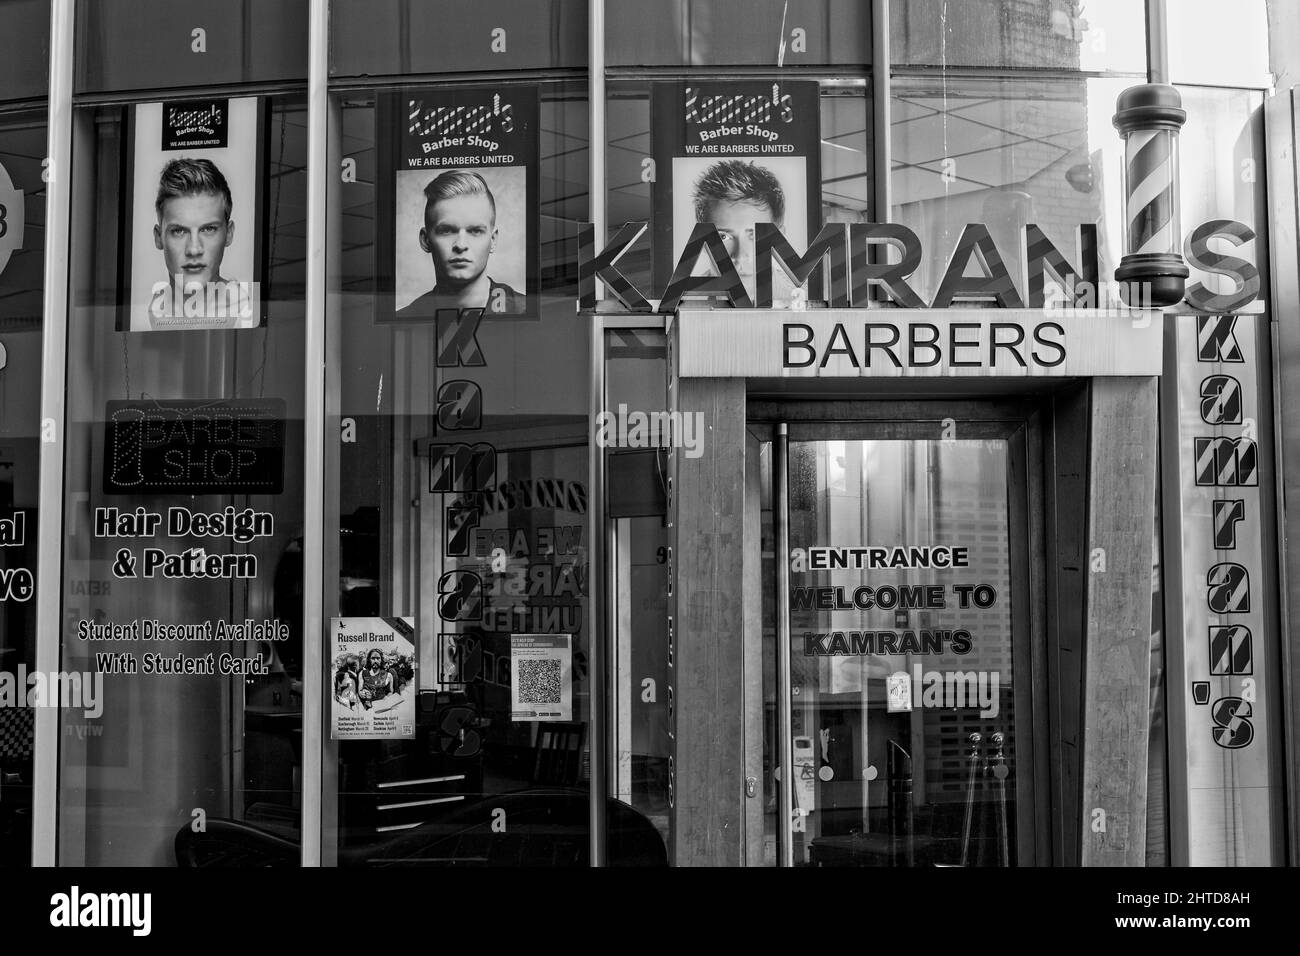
[517, 658, 562, 703]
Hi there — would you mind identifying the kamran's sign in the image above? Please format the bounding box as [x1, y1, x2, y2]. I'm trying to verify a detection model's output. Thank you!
[1166, 313, 1282, 864]
[579, 217, 1261, 316]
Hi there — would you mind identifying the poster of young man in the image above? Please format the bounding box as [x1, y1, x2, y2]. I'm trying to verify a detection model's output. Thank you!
[331, 617, 417, 740]
[652, 80, 822, 306]
[123, 97, 263, 332]
[380, 86, 539, 322]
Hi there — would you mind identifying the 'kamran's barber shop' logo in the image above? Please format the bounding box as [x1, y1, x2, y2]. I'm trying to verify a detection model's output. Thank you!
[684, 82, 795, 126]
[162, 99, 228, 150]
[0, 160, 25, 277]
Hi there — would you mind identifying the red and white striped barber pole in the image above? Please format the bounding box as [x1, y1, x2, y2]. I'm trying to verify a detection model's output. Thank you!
[1113, 84, 1189, 307]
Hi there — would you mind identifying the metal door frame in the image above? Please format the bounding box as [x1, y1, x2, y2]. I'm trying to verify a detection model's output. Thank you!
[748, 398, 1051, 867]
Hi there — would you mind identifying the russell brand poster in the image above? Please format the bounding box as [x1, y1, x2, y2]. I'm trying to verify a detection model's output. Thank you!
[381, 85, 540, 322]
[123, 97, 264, 332]
[331, 616, 417, 740]
[652, 80, 822, 305]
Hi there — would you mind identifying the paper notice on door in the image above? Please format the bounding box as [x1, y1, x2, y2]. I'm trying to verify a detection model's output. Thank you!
[510, 633, 572, 721]
[793, 735, 817, 814]
[887, 670, 914, 712]
[330, 617, 416, 740]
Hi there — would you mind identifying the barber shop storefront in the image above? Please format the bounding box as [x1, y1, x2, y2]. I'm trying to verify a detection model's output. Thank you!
[1, 0, 1299, 870]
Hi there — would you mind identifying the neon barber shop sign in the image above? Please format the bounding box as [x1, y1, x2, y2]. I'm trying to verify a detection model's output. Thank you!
[577, 218, 1260, 315]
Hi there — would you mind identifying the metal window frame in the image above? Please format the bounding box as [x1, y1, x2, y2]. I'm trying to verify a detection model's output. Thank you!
[596, 312, 668, 868]
[1147, 0, 1170, 84]
[588, 0, 607, 869]
[871, 0, 890, 223]
[301, 0, 330, 869]
[1266, 90, 1300, 871]
[31, 0, 75, 868]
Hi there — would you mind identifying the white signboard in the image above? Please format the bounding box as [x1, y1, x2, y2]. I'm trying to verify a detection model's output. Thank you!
[674, 309, 1163, 378]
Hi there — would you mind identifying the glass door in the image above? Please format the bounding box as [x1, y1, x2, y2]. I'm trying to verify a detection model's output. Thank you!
[749, 408, 1041, 867]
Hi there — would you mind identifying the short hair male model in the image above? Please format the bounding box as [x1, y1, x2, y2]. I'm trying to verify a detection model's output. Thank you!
[398, 170, 525, 317]
[692, 159, 787, 300]
[154, 157, 236, 289]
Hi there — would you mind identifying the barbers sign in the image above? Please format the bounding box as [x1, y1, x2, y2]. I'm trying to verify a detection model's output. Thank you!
[674, 309, 1162, 378]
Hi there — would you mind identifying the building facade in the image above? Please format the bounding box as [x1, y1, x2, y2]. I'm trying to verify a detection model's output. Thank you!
[0, 0, 1297, 867]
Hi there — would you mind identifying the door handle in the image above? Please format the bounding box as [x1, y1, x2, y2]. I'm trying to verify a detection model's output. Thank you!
[745, 776, 757, 798]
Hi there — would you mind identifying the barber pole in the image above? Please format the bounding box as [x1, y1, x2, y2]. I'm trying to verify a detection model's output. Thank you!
[1113, 84, 1189, 307]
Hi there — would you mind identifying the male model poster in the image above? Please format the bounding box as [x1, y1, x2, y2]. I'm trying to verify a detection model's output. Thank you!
[124, 97, 263, 331]
[382, 85, 539, 321]
[652, 80, 822, 306]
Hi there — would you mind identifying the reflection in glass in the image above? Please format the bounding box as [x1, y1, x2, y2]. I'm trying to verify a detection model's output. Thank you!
[1168, 0, 1270, 88]
[57, 96, 308, 865]
[606, 332, 671, 861]
[0, 110, 47, 868]
[776, 438, 1017, 866]
[75, 0, 308, 94]
[1176, 87, 1267, 305]
[325, 86, 621, 866]
[607, 0, 870, 68]
[330, 0, 586, 78]
[892, 75, 1131, 306]
[891, 0, 1146, 73]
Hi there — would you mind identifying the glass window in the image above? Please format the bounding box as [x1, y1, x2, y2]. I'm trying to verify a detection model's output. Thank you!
[604, 329, 670, 863]
[325, 83, 606, 865]
[57, 94, 308, 865]
[0, 0, 50, 105]
[330, 0, 586, 78]
[891, 75, 1131, 307]
[891, 0, 1146, 73]
[75, 0, 308, 94]
[1176, 86, 1268, 308]
[0, 108, 46, 869]
[755, 426, 1027, 867]
[1168, 0, 1270, 88]
[606, 0, 870, 68]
